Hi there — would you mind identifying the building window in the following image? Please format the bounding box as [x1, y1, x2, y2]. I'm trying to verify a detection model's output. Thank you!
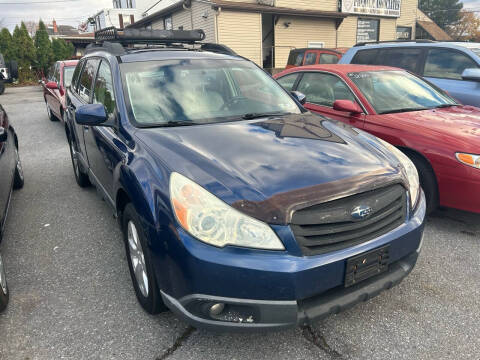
[396, 26, 412, 40]
[357, 18, 379, 44]
[113, 0, 120, 8]
[127, 0, 133, 8]
[164, 16, 172, 30]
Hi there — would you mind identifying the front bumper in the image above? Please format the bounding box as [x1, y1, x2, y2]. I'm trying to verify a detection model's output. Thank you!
[159, 193, 426, 331]
[162, 247, 420, 332]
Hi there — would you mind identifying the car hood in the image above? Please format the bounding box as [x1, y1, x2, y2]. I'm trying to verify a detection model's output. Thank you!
[382, 105, 480, 148]
[135, 113, 406, 224]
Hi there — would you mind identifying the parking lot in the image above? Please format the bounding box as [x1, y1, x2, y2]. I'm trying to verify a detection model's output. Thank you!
[0, 86, 478, 360]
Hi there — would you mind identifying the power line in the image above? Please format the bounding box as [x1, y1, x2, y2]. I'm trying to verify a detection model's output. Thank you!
[0, 0, 82, 4]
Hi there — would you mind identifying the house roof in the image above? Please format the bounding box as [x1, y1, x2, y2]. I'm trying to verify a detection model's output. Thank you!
[416, 20, 452, 41]
[47, 24, 79, 36]
[129, 0, 347, 28]
[210, 0, 347, 20]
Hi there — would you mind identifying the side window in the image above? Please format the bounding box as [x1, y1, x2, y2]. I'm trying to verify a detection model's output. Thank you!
[297, 72, 356, 107]
[382, 48, 423, 73]
[304, 52, 317, 65]
[53, 63, 60, 83]
[93, 61, 116, 120]
[320, 54, 339, 64]
[294, 51, 305, 66]
[77, 59, 100, 103]
[276, 73, 299, 91]
[424, 48, 478, 80]
[71, 61, 84, 91]
[351, 49, 378, 65]
[47, 65, 55, 81]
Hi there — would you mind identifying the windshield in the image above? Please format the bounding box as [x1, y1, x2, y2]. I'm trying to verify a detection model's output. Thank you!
[348, 70, 457, 114]
[120, 59, 301, 126]
[64, 66, 76, 87]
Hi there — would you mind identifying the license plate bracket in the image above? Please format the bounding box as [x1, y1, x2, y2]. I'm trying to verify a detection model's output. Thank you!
[344, 245, 390, 287]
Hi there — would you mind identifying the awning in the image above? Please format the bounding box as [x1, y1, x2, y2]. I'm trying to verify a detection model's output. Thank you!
[416, 20, 452, 41]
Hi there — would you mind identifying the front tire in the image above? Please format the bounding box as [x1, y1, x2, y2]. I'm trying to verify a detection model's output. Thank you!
[0, 253, 9, 313]
[68, 137, 90, 187]
[407, 153, 438, 214]
[45, 100, 58, 122]
[123, 203, 167, 314]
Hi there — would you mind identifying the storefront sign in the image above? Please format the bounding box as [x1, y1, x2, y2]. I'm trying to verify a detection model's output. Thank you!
[342, 0, 402, 18]
[357, 18, 379, 43]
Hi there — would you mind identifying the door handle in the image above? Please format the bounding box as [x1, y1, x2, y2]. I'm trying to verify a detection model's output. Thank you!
[83, 126, 89, 131]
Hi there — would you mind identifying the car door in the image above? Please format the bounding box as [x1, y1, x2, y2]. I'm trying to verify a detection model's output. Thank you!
[294, 72, 365, 128]
[0, 106, 14, 224]
[48, 63, 62, 118]
[83, 59, 122, 201]
[422, 48, 480, 106]
[69, 58, 100, 167]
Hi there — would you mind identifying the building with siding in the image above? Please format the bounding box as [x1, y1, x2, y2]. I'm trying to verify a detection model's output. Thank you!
[129, 0, 439, 69]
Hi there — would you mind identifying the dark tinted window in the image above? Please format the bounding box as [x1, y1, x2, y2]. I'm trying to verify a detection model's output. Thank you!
[71, 61, 83, 91]
[297, 72, 356, 107]
[320, 53, 339, 64]
[277, 73, 299, 91]
[424, 48, 478, 80]
[77, 59, 99, 102]
[304, 52, 317, 65]
[381, 48, 423, 73]
[93, 61, 116, 120]
[351, 49, 379, 65]
[293, 51, 305, 66]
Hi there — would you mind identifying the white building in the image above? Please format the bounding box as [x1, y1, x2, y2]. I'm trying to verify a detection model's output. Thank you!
[91, 0, 164, 31]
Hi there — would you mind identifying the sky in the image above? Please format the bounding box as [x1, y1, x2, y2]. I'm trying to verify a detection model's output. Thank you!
[0, 0, 480, 32]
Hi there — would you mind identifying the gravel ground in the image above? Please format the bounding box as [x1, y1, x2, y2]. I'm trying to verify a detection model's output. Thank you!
[0, 86, 478, 360]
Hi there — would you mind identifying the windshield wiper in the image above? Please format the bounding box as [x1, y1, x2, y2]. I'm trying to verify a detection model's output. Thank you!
[157, 121, 198, 127]
[434, 104, 459, 109]
[379, 107, 427, 114]
[242, 112, 291, 120]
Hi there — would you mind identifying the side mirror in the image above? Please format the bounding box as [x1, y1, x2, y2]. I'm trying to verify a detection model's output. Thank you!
[333, 100, 363, 114]
[46, 81, 58, 90]
[0, 127, 7, 142]
[75, 104, 108, 126]
[461, 68, 480, 81]
[291, 91, 307, 105]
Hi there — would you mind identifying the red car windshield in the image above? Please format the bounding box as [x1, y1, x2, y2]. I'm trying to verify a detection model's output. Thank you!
[348, 70, 457, 114]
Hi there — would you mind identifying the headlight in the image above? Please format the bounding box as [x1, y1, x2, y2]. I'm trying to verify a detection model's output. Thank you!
[376, 139, 420, 209]
[456, 153, 480, 169]
[169, 172, 285, 250]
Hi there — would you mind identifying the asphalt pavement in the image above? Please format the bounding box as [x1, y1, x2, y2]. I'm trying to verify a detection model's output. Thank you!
[0, 86, 479, 360]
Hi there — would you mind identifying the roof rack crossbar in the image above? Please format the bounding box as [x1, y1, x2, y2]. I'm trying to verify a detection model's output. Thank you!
[354, 39, 435, 47]
[94, 27, 206, 45]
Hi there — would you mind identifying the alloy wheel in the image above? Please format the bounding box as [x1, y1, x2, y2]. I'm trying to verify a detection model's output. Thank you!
[0, 254, 7, 296]
[69, 141, 79, 178]
[15, 147, 24, 182]
[127, 221, 149, 298]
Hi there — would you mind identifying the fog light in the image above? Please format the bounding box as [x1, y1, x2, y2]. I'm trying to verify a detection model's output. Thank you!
[209, 303, 225, 316]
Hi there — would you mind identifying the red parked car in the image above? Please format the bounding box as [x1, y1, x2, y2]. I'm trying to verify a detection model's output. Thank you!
[42, 60, 78, 122]
[275, 64, 480, 214]
[285, 48, 347, 69]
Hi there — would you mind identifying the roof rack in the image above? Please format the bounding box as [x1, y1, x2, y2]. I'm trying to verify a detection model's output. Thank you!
[354, 39, 435, 47]
[94, 27, 205, 44]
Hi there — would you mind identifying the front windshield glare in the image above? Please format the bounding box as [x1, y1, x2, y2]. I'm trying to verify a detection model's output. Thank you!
[348, 70, 457, 114]
[121, 59, 301, 126]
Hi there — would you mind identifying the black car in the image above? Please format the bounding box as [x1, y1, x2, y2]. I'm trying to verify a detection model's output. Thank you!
[0, 104, 24, 311]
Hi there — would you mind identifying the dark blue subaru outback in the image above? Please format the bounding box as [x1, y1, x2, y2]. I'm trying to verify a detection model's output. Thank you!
[65, 28, 425, 331]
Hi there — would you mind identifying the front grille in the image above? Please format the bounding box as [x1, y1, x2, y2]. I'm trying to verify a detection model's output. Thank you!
[290, 184, 407, 256]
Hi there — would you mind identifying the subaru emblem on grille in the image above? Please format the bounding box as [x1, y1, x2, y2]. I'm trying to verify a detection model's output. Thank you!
[351, 205, 373, 220]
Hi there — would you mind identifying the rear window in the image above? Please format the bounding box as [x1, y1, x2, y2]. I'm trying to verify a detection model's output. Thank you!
[288, 51, 305, 66]
[320, 53, 339, 64]
[351, 49, 379, 65]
